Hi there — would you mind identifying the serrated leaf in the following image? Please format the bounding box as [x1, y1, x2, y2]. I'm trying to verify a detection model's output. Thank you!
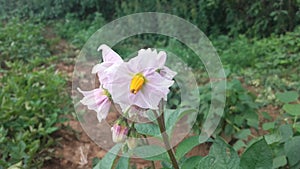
[240, 138, 272, 169]
[133, 145, 169, 161]
[198, 137, 240, 169]
[284, 136, 300, 167]
[276, 91, 298, 103]
[93, 144, 121, 169]
[283, 104, 300, 116]
[175, 136, 200, 160]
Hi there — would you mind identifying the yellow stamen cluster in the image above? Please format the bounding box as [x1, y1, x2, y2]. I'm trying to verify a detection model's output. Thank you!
[130, 74, 145, 94]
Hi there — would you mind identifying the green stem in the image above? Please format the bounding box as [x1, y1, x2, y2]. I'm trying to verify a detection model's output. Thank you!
[142, 135, 156, 169]
[155, 100, 179, 169]
[293, 115, 298, 129]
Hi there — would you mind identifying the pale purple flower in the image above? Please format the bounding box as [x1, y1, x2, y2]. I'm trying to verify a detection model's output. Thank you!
[77, 87, 111, 122]
[111, 124, 129, 143]
[133, 48, 177, 80]
[92, 44, 123, 86]
[108, 48, 176, 110]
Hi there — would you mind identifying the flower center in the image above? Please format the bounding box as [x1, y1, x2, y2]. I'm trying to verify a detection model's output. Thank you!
[130, 74, 145, 94]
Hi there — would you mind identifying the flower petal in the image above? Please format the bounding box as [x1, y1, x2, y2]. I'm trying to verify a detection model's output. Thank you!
[77, 87, 111, 122]
[108, 52, 175, 110]
[93, 45, 124, 85]
[96, 99, 111, 122]
[160, 66, 177, 80]
[128, 48, 166, 70]
[97, 44, 123, 63]
[107, 62, 132, 104]
[129, 70, 174, 109]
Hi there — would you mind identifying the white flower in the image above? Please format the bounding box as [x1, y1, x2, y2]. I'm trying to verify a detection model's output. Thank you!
[108, 48, 176, 111]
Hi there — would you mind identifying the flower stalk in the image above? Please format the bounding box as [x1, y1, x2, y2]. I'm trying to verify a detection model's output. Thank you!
[155, 100, 179, 169]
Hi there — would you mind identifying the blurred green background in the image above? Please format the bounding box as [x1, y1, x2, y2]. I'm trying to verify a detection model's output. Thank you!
[0, 0, 300, 169]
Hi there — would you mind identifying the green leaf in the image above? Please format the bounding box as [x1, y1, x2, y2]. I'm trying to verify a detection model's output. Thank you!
[93, 159, 101, 169]
[164, 109, 180, 130]
[45, 127, 58, 134]
[234, 129, 251, 140]
[224, 123, 234, 136]
[262, 122, 275, 131]
[134, 123, 160, 137]
[181, 156, 202, 169]
[164, 109, 197, 131]
[264, 133, 282, 145]
[175, 136, 200, 160]
[234, 115, 244, 126]
[115, 155, 130, 169]
[92, 158, 101, 168]
[279, 124, 293, 143]
[272, 155, 287, 169]
[283, 104, 300, 116]
[247, 118, 259, 129]
[233, 140, 246, 151]
[262, 112, 272, 121]
[284, 136, 300, 167]
[294, 122, 300, 133]
[290, 162, 300, 169]
[240, 138, 273, 169]
[244, 111, 259, 129]
[93, 144, 121, 169]
[133, 145, 169, 161]
[276, 91, 298, 103]
[161, 160, 172, 168]
[145, 110, 158, 123]
[198, 137, 240, 169]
